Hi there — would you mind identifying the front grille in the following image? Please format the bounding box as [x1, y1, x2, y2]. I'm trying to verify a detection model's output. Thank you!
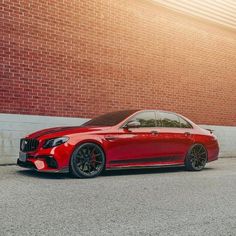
[20, 138, 39, 152]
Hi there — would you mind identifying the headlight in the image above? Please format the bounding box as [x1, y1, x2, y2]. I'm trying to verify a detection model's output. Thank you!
[43, 137, 69, 149]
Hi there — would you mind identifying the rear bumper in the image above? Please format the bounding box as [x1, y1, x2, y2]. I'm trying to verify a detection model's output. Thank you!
[207, 139, 220, 162]
[17, 159, 69, 173]
[208, 155, 219, 163]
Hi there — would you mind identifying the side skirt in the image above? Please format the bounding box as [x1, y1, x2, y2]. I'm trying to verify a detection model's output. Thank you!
[37, 167, 69, 173]
[106, 163, 185, 171]
[109, 156, 180, 165]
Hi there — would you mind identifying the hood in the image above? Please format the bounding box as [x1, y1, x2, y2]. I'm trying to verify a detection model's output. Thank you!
[26, 126, 109, 139]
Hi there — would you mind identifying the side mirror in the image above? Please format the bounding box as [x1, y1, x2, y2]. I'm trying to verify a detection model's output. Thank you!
[124, 120, 141, 129]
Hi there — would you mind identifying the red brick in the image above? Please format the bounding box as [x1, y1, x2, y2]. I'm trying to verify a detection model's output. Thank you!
[0, 0, 235, 126]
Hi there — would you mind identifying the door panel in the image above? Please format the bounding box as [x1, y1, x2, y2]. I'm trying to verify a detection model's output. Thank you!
[106, 127, 193, 167]
[106, 128, 160, 166]
[154, 128, 194, 163]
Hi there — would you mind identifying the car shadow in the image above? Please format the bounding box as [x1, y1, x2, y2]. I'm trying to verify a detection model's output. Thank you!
[102, 166, 214, 177]
[102, 167, 185, 177]
[16, 166, 214, 179]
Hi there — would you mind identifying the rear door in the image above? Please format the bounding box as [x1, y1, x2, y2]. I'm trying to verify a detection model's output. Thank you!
[154, 111, 194, 163]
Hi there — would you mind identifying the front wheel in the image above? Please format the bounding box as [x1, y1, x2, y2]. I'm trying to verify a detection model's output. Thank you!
[70, 143, 105, 178]
[185, 144, 207, 171]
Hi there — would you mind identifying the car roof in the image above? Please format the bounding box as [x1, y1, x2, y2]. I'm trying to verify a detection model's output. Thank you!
[136, 109, 179, 115]
[107, 109, 179, 115]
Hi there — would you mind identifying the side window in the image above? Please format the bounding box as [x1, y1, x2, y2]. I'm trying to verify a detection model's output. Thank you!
[132, 111, 156, 127]
[155, 111, 162, 127]
[161, 112, 180, 128]
[179, 117, 192, 128]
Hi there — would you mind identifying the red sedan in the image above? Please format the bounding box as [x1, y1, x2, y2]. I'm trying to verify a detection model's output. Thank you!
[17, 110, 219, 178]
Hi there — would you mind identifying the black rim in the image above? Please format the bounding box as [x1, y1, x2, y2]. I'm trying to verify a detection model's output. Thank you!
[189, 144, 207, 170]
[73, 143, 105, 176]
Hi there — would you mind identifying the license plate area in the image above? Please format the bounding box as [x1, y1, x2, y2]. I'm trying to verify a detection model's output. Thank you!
[19, 152, 27, 162]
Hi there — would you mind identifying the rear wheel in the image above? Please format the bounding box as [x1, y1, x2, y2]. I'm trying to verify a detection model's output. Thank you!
[185, 144, 207, 171]
[70, 143, 105, 178]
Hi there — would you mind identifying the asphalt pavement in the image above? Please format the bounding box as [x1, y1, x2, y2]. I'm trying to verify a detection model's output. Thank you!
[0, 158, 236, 236]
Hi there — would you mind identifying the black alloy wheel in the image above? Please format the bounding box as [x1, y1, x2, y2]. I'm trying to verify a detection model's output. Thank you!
[70, 143, 105, 178]
[185, 144, 207, 171]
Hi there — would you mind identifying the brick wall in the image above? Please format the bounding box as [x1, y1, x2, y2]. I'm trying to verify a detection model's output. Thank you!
[1, 0, 236, 126]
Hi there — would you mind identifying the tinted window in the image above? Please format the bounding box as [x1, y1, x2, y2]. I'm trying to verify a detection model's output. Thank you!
[179, 117, 192, 128]
[156, 111, 162, 127]
[82, 110, 138, 126]
[131, 111, 156, 127]
[161, 112, 180, 128]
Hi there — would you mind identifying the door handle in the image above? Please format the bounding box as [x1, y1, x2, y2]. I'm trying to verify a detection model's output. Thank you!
[184, 132, 191, 136]
[105, 136, 118, 141]
[150, 130, 159, 135]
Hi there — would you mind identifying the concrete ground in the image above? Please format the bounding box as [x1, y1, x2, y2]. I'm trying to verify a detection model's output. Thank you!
[0, 158, 235, 236]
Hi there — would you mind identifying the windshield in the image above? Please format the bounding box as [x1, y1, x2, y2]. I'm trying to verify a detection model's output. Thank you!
[82, 110, 138, 127]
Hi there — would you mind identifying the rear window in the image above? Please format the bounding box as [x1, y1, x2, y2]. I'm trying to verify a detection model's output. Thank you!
[160, 112, 180, 128]
[160, 112, 192, 128]
[179, 117, 192, 128]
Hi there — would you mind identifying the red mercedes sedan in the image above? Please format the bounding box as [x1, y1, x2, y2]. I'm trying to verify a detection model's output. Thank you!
[17, 110, 219, 178]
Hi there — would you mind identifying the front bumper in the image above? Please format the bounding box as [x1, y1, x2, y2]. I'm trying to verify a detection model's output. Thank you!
[17, 141, 73, 173]
[17, 158, 69, 173]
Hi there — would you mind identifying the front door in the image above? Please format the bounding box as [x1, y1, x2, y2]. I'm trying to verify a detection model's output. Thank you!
[107, 111, 160, 167]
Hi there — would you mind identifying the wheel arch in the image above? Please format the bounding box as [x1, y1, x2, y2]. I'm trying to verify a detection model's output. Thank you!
[185, 142, 209, 163]
[69, 139, 107, 168]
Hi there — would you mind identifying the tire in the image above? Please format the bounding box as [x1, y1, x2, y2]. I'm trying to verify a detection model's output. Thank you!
[185, 144, 207, 171]
[70, 142, 105, 178]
